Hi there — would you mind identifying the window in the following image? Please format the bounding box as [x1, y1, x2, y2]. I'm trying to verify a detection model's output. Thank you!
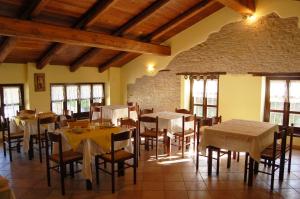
[191, 77, 219, 118]
[0, 84, 24, 118]
[50, 83, 105, 115]
[264, 77, 300, 128]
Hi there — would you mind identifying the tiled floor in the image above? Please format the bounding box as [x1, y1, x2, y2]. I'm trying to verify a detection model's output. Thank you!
[1, 145, 300, 199]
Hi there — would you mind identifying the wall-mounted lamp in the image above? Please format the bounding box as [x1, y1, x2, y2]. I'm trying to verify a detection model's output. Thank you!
[243, 14, 258, 24]
[146, 63, 155, 72]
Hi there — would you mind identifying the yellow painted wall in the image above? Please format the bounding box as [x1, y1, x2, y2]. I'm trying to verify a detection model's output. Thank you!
[0, 63, 121, 112]
[218, 75, 263, 122]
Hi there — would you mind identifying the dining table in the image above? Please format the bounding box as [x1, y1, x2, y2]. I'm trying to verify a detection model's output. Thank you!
[199, 119, 279, 186]
[92, 105, 138, 125]
[141, 111, 194, 155]
[12, 112, 56, 159]
[57, 124, 133, 189]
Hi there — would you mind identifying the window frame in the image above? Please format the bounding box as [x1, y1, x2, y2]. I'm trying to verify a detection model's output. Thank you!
[50, 82, 105, 115]
[189, 76, 219, 118]
[0, 84, 25, 118]
[264, 76, 300, 134]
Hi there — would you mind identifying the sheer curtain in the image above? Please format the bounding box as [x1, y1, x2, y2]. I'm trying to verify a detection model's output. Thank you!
[93, 84, 104, 103]
[205, 79, 218, 118]
[3, 87, 20, 118]
[193, 79, 204, 116]
[66, 85, 78, 113]
[269, 80, 286, 125]
[51, 85, 64, 115]
[80, 85, 91, 112]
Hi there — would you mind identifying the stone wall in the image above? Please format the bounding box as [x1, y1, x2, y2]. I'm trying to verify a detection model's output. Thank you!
[127, 13, 300, 111]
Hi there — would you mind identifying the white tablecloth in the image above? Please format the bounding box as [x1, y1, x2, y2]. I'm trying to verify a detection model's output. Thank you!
[199, 119, 278, 161]
[141, 111, 194, 137]
[57, 127, 132, 182]
[92, 105, 138, 125]
[12, 117, 55, 152]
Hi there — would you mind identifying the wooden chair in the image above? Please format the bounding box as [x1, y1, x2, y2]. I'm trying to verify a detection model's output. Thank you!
[120, 118, 138, 130]
[139, 116, 164, 159]
[57, 110, 75, 128]
[139, 108, 154, 116]
[95, 130, 137, 193]
[128, 105, 139, 119]
[244, 129, 287, 190]
[175, 108, 192, 114]
[45, 131, 83, 195]
[174, 114, 196, 158]
[37, 116, 56, 163]
[17, 109, 36, 116]
[90, 106, 102, 122]
[1, 117, 24, 162]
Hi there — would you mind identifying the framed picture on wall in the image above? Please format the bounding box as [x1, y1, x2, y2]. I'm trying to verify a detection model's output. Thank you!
[34, 73, 45, 92]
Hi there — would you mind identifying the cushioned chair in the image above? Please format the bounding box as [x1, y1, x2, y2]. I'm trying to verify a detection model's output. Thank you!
[94, 130, 137, 193]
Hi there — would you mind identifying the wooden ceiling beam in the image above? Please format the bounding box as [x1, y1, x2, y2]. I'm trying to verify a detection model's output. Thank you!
[36, 0, 115, 69]
[98, 0, 213, 72]
[70, 0, 169, 72]
[0, 16, 171, 55]
[216, 0, 255, 15]
[0, 0, 50, 63]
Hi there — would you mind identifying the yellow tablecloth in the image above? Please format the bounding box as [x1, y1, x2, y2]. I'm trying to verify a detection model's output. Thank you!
[63, 127, 122, 151]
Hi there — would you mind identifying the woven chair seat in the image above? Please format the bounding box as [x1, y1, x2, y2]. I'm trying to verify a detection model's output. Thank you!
[100, 150, 134, 162]
[174, 129, 194, 137]
[140, 130, 164, 137]
[261, 148, 281, 159]
[4, 131, 24, 139]
[50, 150, 82, 163]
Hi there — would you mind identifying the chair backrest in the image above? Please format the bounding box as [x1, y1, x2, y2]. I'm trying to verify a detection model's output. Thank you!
[63, 110, 73, 119]
[90, 106, 102, 122]
[67, 120, 89, 128]
[175, 108, 192, 114]
[182, 114, 196, 136]
[127, 102, 134, 107]
[39, 116, 56, 125]
[212, 116, 222, 125]
[140, 108, 154, 115]
[120, 118, 137, 129]
[45, 131, 63, 162]
[17, 109, 36, 116]
[111, 130, 136, 161]
[0, 115, 7, 131]
[139, 116, 158, 133]
[200, 117, 213, 126]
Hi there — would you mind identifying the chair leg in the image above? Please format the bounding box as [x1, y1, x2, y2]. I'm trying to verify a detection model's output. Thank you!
[38, 138, 42, 163]
[134, 157, 137, 184]
[288, 149, 292, 173]
[196, 146, 199, 172]
[8, 140, 12, 162]
[244, 153, 249, 182]
[216, 149, 220, 175]
[17, 142, 21, 153]
[111, 162, 115, 193]
[227, 150, 231, 168]
[3, 140, 6, 157]
[155, 137, 158, 160]
[95, 156, 99, 185]
[237, 152, 240, 162]
[46, 160, 51, 186]
[254, 162, 259, 175]
[70, 163, 74, 178]
[271, 159, 275, 191]
[151, 138, 154, 149]
[182, 136, 184, 158]
[60, 164, 65, 195]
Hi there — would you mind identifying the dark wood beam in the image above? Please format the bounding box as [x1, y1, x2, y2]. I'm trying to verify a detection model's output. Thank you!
[216, 0, 255, 15]
[70, 0, 169, 72]
[98, 0, 213, 72]
[27, 0, 51, 18]
[36, 0, 115, 69]
[36, 43, 65, 69]
[0, 0, 50, 63]
[0, 16, 171, 55]
[0, 37, 18, 62]
[249, 72, 300, 77]
[145, 0, 212, 41]
[70, 48, 101, 72]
